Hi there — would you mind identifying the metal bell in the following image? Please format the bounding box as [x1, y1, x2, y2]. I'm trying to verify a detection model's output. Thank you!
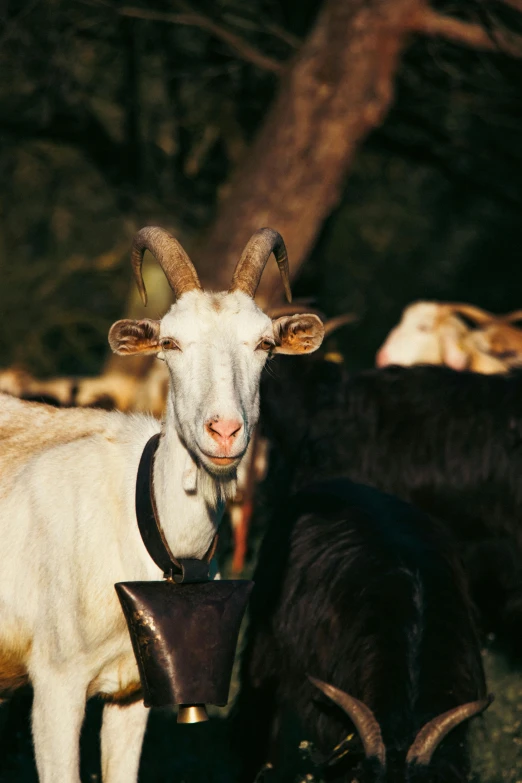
[115, 579, 253, 720]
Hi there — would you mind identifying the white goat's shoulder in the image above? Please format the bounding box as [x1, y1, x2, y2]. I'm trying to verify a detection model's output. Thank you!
[0, 394, 158, 486]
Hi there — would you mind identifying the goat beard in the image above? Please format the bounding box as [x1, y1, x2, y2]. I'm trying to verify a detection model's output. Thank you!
[175, 419, 238, 507]
[197, 463, 238, 508]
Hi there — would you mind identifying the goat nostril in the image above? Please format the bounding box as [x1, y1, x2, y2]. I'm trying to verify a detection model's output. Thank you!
[206, 419, 243, 442]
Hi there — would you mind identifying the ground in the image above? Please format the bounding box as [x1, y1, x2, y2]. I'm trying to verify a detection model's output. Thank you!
[1, 634, 521, 782]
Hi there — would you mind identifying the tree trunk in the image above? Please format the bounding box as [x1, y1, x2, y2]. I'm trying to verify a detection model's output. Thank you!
[196, 0, 421, 305]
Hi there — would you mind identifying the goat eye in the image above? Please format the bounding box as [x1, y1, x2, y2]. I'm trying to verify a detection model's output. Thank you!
[160, 338, 180, 351]
[256, 339, 274, 352]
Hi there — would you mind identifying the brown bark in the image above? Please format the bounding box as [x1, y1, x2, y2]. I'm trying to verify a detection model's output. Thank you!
[196, 0, 422, 306]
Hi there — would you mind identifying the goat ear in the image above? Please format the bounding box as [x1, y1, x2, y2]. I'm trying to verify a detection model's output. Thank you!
[108, 319, 161, 355]
[450, 304, 494, 328]
[271, 314, 324, 355]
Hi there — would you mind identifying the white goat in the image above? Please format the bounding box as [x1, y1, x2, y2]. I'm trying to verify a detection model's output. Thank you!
[467, 310, 522, 368]
[0, 226, 324, 783]
[375, 300, 509, 374]
[0, 366, 76, 405]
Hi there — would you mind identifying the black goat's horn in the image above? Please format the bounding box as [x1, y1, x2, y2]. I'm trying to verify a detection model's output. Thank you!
[131, 227, 201, 305]
[229, 228, 292, 303]
[406, 695, 493, 766]
[309, 677, 386, 766]
[323, 313, 358, 337]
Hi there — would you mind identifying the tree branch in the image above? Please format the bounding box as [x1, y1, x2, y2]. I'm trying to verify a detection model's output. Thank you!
[495, 0, 522, 13]
[411, 3, 522, 56]
[118, 6, 284, 73]
[260, 21, 301, 49]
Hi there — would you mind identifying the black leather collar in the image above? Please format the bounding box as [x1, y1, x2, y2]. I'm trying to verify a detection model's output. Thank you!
[135, 434, 217, 583]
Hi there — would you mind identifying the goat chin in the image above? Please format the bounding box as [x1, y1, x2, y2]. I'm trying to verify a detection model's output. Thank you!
[198, 461, 238, 507]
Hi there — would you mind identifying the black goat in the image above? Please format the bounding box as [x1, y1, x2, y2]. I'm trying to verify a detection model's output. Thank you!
[260, 360, 522, 646]
[234, 479, 489, 783]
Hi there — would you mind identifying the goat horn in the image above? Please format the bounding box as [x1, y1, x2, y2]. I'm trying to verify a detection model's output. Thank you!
[502, 309, 522, 324]
[447, 303, 496, 325]
[323, 313, 358, 337]
[406, 695, 493, 767]
[229, 228, 292, 303]
[131, 226, 201, 306]
[309, 677, 386, 766]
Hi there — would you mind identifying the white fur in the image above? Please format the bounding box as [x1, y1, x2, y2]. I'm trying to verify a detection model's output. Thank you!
[376, 302, 465, 367]
[376, 301, 508, 374]
[0, 289, 283, 782]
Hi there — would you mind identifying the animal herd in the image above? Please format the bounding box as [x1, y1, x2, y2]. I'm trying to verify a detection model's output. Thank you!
[1, 227, 521, 782]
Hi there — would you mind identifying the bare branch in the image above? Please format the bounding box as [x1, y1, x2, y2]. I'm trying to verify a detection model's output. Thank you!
[118, 5, 284, 73]
[411, 4, 522, 56]
[495, 0, 522, 13]
[262, 21, 301, 49]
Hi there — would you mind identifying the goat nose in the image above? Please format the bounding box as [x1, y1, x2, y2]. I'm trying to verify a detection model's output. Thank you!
[375, 348, 388, 367]
[206, 419, 243, 443]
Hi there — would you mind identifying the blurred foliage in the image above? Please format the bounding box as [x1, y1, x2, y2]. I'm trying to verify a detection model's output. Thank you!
[0, 0, 522, 376]
[0, 0, 315, 375]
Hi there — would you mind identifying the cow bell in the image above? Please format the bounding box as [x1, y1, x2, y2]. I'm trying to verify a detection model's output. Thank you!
[115, 578, 253, 723]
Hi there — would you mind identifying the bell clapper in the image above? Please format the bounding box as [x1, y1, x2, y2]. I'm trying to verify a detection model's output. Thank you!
[177, 704, 209, 724]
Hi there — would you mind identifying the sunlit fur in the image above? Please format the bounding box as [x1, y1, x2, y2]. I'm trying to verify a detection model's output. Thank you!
[375, 301, 507, 374]
[376, 302, 469, 367]
[0, 285, 323, 783]
[158, 290, 273, 479]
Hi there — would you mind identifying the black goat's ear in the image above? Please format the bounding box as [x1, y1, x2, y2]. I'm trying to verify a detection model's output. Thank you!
[108, 319, 161, 355]
[271, 314, 324, 355]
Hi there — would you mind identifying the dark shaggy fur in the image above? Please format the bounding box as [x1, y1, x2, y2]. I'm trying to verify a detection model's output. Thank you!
[260, 359, 522, 646]
[234, 479, 487, 783]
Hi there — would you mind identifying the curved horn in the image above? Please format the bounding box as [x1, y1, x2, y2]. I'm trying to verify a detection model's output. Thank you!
[230, 228, 292, 303]
[324, 313, 358, 338]
[131, 226, 201, 306]
[406, 695, 493, 767]
[447, 303, 496, 325]
[309, 677, 386, 766]
[502, 309, 522, 324]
